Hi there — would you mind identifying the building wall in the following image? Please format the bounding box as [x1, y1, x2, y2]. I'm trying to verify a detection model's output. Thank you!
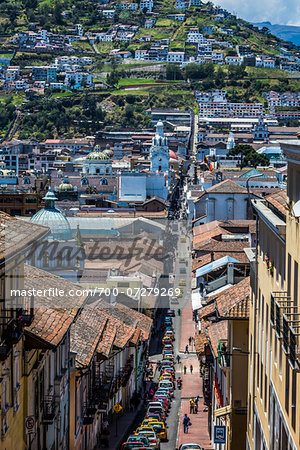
[247, 151, 300, 450]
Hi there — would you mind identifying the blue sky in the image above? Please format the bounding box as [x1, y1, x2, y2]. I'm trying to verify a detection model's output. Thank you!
[212, 0, 300, 26]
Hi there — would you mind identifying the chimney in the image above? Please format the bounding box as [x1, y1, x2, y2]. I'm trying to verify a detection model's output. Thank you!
[227, 263, 234, 284]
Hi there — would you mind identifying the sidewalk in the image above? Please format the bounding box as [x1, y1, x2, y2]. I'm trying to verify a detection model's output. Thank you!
[177, 300, 213, 450]
[97, 400, 143, 450]
[180, 298, 196, 354]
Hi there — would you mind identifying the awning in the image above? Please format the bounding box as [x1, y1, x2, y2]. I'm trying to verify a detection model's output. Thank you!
[214, 405, 232, 417]
[192, 291, 202, 311]
[196, 256, 241, 278]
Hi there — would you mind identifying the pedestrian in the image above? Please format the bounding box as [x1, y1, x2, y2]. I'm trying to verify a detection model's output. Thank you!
[188, 336, 192, 345]
[189, 397, 195, 414]
[190, 364, 193, 374]
[185, 345, 189, 354]
[194, 396, 199, 414]
[184, 365, 187, 374]
[176, 354, 181, 364]
[183, 414, 190, 433]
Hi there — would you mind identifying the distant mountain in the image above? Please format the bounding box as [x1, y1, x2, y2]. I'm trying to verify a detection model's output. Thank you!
[253, 22, 300, 46]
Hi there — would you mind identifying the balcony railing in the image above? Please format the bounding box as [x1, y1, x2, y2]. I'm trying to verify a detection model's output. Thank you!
[271, 291, 300, 371]
[41, 395, 56, 424]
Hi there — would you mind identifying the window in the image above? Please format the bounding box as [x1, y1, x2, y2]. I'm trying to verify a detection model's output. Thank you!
[285, 359, 290, 414]
[294, 261, 298, 308]
[287, 254, 292, 296]
[291, 371, 296, 430]
[43, 252, 49, 268]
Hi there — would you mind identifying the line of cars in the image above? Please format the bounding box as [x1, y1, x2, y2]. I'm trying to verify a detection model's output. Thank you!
[121, 309, 175, 450]
[121, 312, 176, 450]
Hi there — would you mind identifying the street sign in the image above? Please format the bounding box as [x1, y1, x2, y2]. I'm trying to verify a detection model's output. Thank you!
[113, 403, 123, 413]
[25, 415, 36, 434]
[214, 425, 226, 444]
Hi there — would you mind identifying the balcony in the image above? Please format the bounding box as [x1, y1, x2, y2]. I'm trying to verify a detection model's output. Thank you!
[41, 395, 56, 424]
[271, 291, 300, 371]
[217, 339, 230, 369]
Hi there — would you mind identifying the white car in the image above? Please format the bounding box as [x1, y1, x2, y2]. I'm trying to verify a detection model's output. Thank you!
[178, 444, 203, 450]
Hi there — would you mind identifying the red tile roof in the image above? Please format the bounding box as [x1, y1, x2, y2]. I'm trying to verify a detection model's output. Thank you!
[24, 265, 87, 347]
[70, 306, 108, 368]
[205, 179, 248, 194]
[265, 189, 287, 217]
[206, 320, 228, 357]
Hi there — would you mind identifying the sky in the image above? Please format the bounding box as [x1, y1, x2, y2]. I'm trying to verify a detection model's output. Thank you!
[212, 0, 300, 26]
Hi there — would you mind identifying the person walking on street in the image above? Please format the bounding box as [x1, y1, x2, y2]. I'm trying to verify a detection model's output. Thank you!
[183, 414, 190, 433]
[176, 354, 181, 364]
[194, 396, 199, 414]
[184, 365, 187, 374]
[190, 364, 193, 374]
[189, 398, 195, 414]
[188, 336, 192, 345]
[185, 345, 189, 354]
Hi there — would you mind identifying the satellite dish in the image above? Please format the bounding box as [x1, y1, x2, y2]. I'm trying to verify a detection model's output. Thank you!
[292, 200, 300, 218]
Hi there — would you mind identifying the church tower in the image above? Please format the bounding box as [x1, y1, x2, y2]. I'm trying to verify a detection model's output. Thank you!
[150, 121, 169, 172]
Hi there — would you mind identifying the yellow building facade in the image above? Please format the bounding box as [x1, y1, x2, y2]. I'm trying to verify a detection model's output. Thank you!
[247, 140, 300, 450]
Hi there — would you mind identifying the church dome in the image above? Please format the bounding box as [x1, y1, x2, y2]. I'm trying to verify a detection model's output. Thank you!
[58, 176, 74, 192]
[30, 187, 72, 241]
[86, 149, 110, 161]
[169, 150, 178, 160]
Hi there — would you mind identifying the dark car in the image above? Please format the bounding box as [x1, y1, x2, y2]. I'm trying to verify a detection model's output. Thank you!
[167, 309, 175, 317]
[121, 442, 147, 449]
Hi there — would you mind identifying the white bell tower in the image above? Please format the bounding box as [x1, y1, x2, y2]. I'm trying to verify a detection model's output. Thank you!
[150, 121, 169, 173]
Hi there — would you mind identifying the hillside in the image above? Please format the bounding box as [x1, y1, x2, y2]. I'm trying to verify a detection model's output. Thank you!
[253, 22, 300, 46]
[1, 0, 300, 140]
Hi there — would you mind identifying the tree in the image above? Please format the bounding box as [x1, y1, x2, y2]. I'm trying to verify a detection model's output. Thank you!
[166, 63, 183, 80]
[229, 144, 269, 168]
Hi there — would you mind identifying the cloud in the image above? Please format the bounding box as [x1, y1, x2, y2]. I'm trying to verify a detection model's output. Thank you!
[213, 0, 300, 25]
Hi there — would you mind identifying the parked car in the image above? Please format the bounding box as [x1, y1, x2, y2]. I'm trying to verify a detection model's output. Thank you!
[121, 442, 147, 449]
[178, 444, 203, 450]
[135, 430, 160, 449]
[167, 309, 175, 317]
[127, 435, 151, 447]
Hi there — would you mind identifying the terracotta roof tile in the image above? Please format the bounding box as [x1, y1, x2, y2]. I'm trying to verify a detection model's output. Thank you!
[215, 277, 250, 319]
[195, 329, 209, 355]
[70, 306, 108, 367]
[0, 213, 49, 262]
[24, 265, 87, 347]
[206, 320, 228, 357]
[97, 319, 117, 358]
[265, 189, 287, 217]
[205, 179, 248, 194]
[192, 253, 213, 272]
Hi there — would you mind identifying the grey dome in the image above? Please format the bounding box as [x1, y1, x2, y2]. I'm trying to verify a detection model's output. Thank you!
[30, 187, 72, 241]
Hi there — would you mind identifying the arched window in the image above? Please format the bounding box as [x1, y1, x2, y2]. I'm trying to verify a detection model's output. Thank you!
[57, 252, 63, 267]
[43, 252, 49, 267]
[101, 178, 107, 185]
[96, 168, 100, 174]
[81, 177, 88, 185]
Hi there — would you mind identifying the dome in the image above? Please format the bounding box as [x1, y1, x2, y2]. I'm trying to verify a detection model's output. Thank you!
[58, 176, 74, 192]
[30, 187, 72, 241]
[86, 150, 110, 161]
[169, 150, 178, 160]
[103, 148, 114, 157]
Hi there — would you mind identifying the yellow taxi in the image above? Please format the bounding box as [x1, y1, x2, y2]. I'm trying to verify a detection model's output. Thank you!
[159, 374, 174, 383]
[179, 258, 186, 263]
[148, 421, 167, 441]
[175, 289, 183, 298]
[180, 237, 186, 243]
[141, 419, 159, 427]
[134, 426, 154, 435]
[179, 279, 186, 286]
